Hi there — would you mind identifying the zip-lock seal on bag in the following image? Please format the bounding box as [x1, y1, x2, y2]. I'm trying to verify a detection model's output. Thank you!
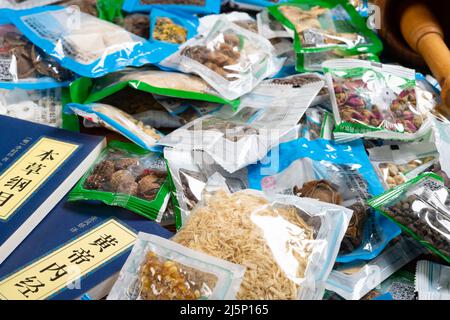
[107, 233, 246, 300]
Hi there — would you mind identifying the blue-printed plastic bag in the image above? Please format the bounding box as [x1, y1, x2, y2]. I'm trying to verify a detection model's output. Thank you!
[248, 138, 401, 263]
[149, 8, 198, 51]
[123, 0, 220, 15]
[4, 6, 169, 78]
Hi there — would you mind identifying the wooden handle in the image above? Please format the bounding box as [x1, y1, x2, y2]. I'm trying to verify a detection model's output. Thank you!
[400, 1, 450, 115]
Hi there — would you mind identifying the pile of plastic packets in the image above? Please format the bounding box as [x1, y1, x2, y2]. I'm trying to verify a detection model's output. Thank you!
[1, 0, 450, 301]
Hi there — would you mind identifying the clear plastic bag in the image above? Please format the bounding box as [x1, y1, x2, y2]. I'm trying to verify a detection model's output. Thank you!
[368, 172, 450, 263]
[158, 81, 323, 173]
[6, 6, 166, 78]
[161, 16, 283, 100]
[164, 148, 249, 228]
[107, 233, 245, 300]
[0, 23, 73, 82]
[257, 9, 292, 40]
[369, 143, 439, 189]
[69, 140, 171, 222]
[248, 138, 401, 261]
[172, 184, 352, 300]
[326, 236, 423, 300]
[65, 102, 162, 150]
[0, 87, 63, 127]
[324, 59, 433, 142]
[415, 260, 450, 300]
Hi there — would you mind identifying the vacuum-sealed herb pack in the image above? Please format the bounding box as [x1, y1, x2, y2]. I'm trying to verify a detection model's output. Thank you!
[368, 172, 450, 263]
[69, 140, 171, 222]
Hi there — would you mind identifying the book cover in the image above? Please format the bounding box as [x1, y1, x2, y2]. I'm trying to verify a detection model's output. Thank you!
[0, 198, 173, 300]
[0, 115, 106, 263]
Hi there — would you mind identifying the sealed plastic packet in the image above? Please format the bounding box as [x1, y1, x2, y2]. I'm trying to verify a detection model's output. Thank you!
[0, 22, 73, 127]
[172, 181, 353, 300]
[149, 8, 198, 48]
[160, 16, 284, 101]
[431, 116, 450, 184]
[368, 172, 450, 263]
[248, 137, 400, 262]
[363, 270, 416, 300]
[298, 49, 379, 73]
[122, 0, 220, 15]
[158, 81, 324, 173]
[164, 148, 249, 228]
[76, 68, 240, 108]
[324, 59, 433, 142]
[369, 142, 439, 190]
[268, 1, 382, 72]
[415, 260, 450, 300]
[5, 6, 169, 78]
[68, 140, 171, 222]
[298, 105, 334, 140]
[325, 236, 424, 300]
[256, 9, 292, 40]
[64, 102, 162, 150]
[107, 233, 246, 300]
[267, 72, 329, 105]
[198, 11, 258, 35]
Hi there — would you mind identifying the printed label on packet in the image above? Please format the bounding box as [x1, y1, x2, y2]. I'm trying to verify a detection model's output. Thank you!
[0, 219, 137, 300]
[0, 137, 78, 221]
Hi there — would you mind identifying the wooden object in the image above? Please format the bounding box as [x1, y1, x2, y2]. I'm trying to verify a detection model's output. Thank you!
[400, 1, 450, 116]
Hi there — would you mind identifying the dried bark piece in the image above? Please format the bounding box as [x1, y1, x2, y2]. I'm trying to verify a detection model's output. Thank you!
[294, 179, 343, 205]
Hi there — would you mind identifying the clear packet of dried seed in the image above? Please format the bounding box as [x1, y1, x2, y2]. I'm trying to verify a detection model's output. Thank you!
[323, 59, 433, 143]
[368, 172, 450, 264]
[257, 9, 293, 40]
[368, 142, 440, 190]
[107, 233, 246, 300]
[160, 16, 284, 100]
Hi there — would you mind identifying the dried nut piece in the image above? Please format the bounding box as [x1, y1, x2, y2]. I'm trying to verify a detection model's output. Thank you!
[294, 179, 343, 205]
[110, 170, 136, 191]
[116, 181, 138, 196]
[138, 174, 162, 200]
[115, 158, 139, 170]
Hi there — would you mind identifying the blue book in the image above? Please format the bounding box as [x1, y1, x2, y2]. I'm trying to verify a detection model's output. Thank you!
[0, 198, 173, 300]
[0, 115, 106, 264]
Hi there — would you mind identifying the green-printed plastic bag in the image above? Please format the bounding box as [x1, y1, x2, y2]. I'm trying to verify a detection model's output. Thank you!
[69, 140, 172, 222]
[324, 59, 433, 142]
[72, 68, 239, 107]
[268, 0, 382, 72]
[368, 172, 450, 263]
